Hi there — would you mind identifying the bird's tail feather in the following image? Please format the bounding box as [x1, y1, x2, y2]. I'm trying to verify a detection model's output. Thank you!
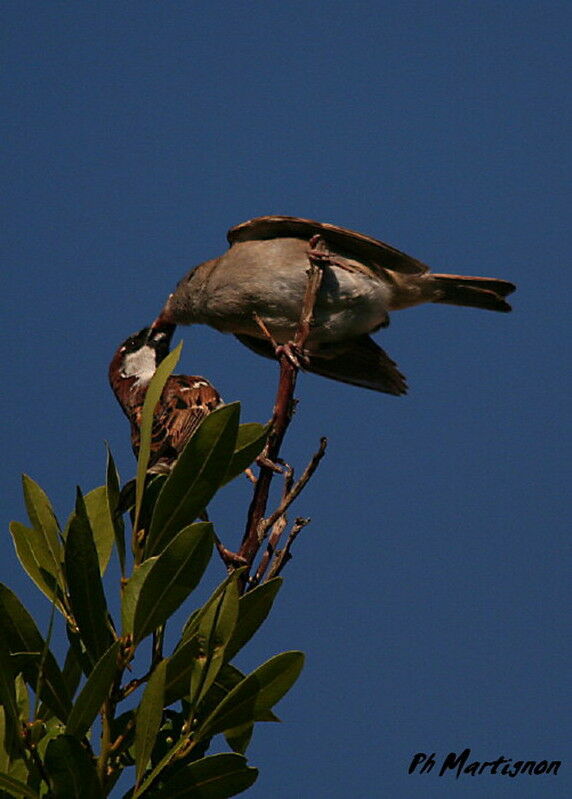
[430, 274, 515, 312]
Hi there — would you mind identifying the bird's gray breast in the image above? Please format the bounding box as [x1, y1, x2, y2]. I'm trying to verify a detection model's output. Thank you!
[177, 237, 391, 346]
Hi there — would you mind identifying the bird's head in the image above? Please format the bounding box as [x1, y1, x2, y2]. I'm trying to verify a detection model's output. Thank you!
[109, 320, 177, 394]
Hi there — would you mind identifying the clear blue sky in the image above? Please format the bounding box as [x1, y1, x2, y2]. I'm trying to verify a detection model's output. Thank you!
[4, 2, 570, 797]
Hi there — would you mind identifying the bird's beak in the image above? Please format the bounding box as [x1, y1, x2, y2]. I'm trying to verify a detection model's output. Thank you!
[147, 312, 177, 345]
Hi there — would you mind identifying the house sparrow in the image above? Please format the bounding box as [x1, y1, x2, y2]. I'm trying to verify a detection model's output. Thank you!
[156, 215, 516, 394]
[109, 321, 222, 473]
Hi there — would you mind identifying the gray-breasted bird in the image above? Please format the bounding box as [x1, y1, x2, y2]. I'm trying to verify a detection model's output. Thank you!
[158, 215, 516, 394]
[109, 321, 222, 473]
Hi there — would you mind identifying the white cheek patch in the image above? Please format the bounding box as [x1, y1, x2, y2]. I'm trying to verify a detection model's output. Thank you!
[121, 346, 156, 385]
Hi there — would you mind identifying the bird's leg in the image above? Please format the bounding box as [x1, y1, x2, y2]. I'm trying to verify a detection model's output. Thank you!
[306, 232, 354, 272]
[252, 312, 278, 348]
[269, 233, 330, 369]
[289, 234, 327, 353]
[252, 312, 308, 369]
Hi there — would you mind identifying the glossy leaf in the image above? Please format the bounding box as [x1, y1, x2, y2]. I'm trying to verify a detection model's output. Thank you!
[135, 342, 183, 528]
[61, 646, 83, 704]
[0, 584, 71, 722]
[133, 523, 213, 644]
[14, 674, 29, 724]
[9, 521, 65, 611]
[121, 558, 157, 638]
[148, 752, 258, 798]
[82, 486, 115, 576]
[221, 422, 270, 486]
[64, 490, 114, 665]
[44, 735, 102, 798]
[63, 486, 115, 577]
[189, 577, 240, 712]
[181, 570, 243, 645]
[197, 651, 304, 740]
[65, 641, 120, 739]
[106, 446, 125, 575]
[65, 625, 93, 679]
[225, 578, 282, 662]
[224, 722, 253, 755]
[22, 475, 61, 561]
[163, 572, 243, 707]
[0, 645, 20, 752]
[134, 658, 167, 786]
[0, 707, 9, 773]
[145, 403, 240, 557]
[35, 716, 66, 761]
[0, 773, 39, 799]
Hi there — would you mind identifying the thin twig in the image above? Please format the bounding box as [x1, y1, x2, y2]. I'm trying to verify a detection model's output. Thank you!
[252, 513, 288, 587]
[267, 517, 311, 579]
[258, 437, 327, 540]
[250, 437, 327, 587]
[215, 535, 248, 570]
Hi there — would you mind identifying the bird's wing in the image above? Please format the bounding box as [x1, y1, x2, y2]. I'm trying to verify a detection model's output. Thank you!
[235, 333, 407, 395]
[156, 376, 222, 457]
[227, 215, 429, 277]
[129, 376, 221, 467]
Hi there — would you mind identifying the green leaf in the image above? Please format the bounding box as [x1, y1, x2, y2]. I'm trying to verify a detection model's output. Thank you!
[0, 773, 39, 799]
[148, 752, 258, 798]
[0, 584, 71, 722]
[35, 716, 66, 760]
[64, 490, 114, 665]
[44, 735, 102, 798]
[133, 523, 213, 645]
[196, 651, 304, 740]
[0, 645, 20, 752]
[145, 403, 240, 558]
[163, 573, 244, 707]
[221, 422, 270, 486]
[9, 522, 65, 612]
[14, 674, 29, 723]
[106, 446, 125, 575]
[224, 722, 253, 755]
[65, 626, 93, 680]
[225, 578, 282, 662]
[61, 646, 83, 704]
[197, 663, 246, 716]
[65, 641, 121, 739]
[188, 577, 240, 713]
[135, 342, 183, 528]
[22, 475, 61, 548]
[0, 706, 9, 773]
[121, 558, 157, 638]
[134, 658, 167, 786]
[82, 486, 115, 576]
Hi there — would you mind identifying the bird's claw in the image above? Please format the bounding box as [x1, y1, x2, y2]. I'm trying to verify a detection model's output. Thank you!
[275, 341, 310, 369]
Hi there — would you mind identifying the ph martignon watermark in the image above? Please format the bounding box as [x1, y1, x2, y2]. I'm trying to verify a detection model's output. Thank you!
[408, 748, 562, 779]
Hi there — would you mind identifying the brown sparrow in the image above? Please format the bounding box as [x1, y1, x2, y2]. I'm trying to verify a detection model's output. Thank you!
[109, 321, 221, 473]
[156, 215, 515, 394]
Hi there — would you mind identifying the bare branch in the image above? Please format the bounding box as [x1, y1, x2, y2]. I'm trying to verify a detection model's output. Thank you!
[267, 517, 312, 580]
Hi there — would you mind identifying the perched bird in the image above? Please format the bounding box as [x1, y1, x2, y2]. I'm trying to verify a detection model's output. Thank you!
[109, 321, 222, 473]
[157, 215, 516, 395]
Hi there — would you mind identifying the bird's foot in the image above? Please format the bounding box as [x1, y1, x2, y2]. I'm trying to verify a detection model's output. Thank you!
[275, 341, 310, 369]
[307, 234, 352, 272]
[307, 234, 333, 265]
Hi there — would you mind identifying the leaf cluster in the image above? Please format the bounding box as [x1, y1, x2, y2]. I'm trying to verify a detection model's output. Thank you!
[0, 353, 304, 798]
